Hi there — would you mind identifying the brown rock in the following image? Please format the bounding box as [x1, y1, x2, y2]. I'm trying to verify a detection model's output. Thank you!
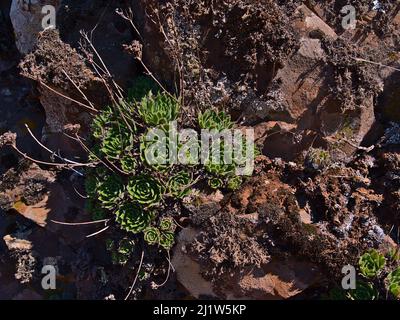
[172, 228, 216, 299]
[172, 228, 321, 300]
[236, 259, 321, 300]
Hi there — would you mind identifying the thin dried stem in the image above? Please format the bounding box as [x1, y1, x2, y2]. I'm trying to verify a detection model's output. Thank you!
[152, 251, 174, 289]
[39, 81, 98, 113]
[86, 225, 110, 238]
[115, 8, 144, 42]
[352, 57, 400, 72]
[51, 219, 110, 226]
[62, 69, 98, 111]
[80, 31, 124, 100]
[25, 124, 84, 166]
[11, 145, 95, 168]
[125, 250, 145, 300]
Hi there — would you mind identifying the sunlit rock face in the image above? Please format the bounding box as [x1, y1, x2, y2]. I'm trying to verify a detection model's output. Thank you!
[10, 0, 60, 54]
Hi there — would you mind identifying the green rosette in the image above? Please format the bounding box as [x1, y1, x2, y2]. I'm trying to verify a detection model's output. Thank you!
[168, 171, 192, 198]
[127, 175, 164, 206]
[159, 217, 176, 232]
[115, 203, 153, 233]
[97, 174, 125, 209]
[144, 227, 161, 246]
[198, 110, 233, 131]
[159, 231, 175, 250]
[138, 92, 179, 126]
[359, 249, 386, 278]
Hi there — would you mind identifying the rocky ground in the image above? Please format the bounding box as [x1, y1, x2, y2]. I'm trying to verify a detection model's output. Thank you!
[0, 0, 399, 300]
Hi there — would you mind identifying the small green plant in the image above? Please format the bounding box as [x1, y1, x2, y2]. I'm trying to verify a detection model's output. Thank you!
[159, 217, 176, 232]
[227, 176, 243, 191]
[106, 238, 135, 266]
[140, 128, 171, 171]
[144, 218, 176, 250]
[208, 177, 224, 189]
[387, 268, 400, 298]
[359, 249, 386, 278]
[97, 175, 125, 209]
[100, 125, 133, 159]
[115, 203, 153, 233]
[198, 110, 233, 131]
[138, 92, 180, 126]
[144, 227, 161, 245]
[120, 154, 137, 173]
[127, 175, 164, 206]
[118, 238, 135, 255]
[347, 281, 379, 300]
[159, 231, 175, 250]
[306, 147, 331, 169]
[168, 171, 192, 198]
[387, 248, 400, 263]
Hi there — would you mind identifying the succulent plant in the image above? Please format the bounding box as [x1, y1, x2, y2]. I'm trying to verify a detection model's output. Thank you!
[97, 174, 125, 209]
[208, 177, 224, 189]
[198, 110, 233, 131]
[115, 203, 153, 233]
[387, 248, 400, 262]
[359, 249, 386, 278]
[140, 128, 171, 171]
[168, 171, 192, 198]
[144, 227, 160, 246]
[204, 141, 237, 176]
[127, 175, 164, 206]
[128, 76, 159, 102]
[387, 267, 400, 298]
[101, 124, 133, 159]
[159, 231, 175, 250]
[120, 154, 137, 173]
[138, 92, 179, 126]
[117, 238, 135, 255]
[205, 162, 236, 177]
[347, 281, 379, 300]
[306, 148, 331, 170]
[227, 175, 243, 191]
[115, 253, 129, 265]
[159, 217, 176, 232]
[91, 106, 114, 139]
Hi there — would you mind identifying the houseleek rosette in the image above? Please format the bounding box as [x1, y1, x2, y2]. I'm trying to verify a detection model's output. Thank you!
[159, 232, 175, 250]
[387, 268, 400, 298]
[127, 175, 164, 206]
[208, 177, 224, 190]
[198, 110, 233, 131]
[227, 175, 242, 191]
[144, 227, 161, 245]
[100, 125, 132, 159]
[347, 281, 379, 300]
[97, 174, 125, 209]
[138, 92, 179, 126]
[359, 249, 386, 278]
[159, 217, 176, 232]
[168, 171, 192, 198]
[115, 203, 153, 233]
